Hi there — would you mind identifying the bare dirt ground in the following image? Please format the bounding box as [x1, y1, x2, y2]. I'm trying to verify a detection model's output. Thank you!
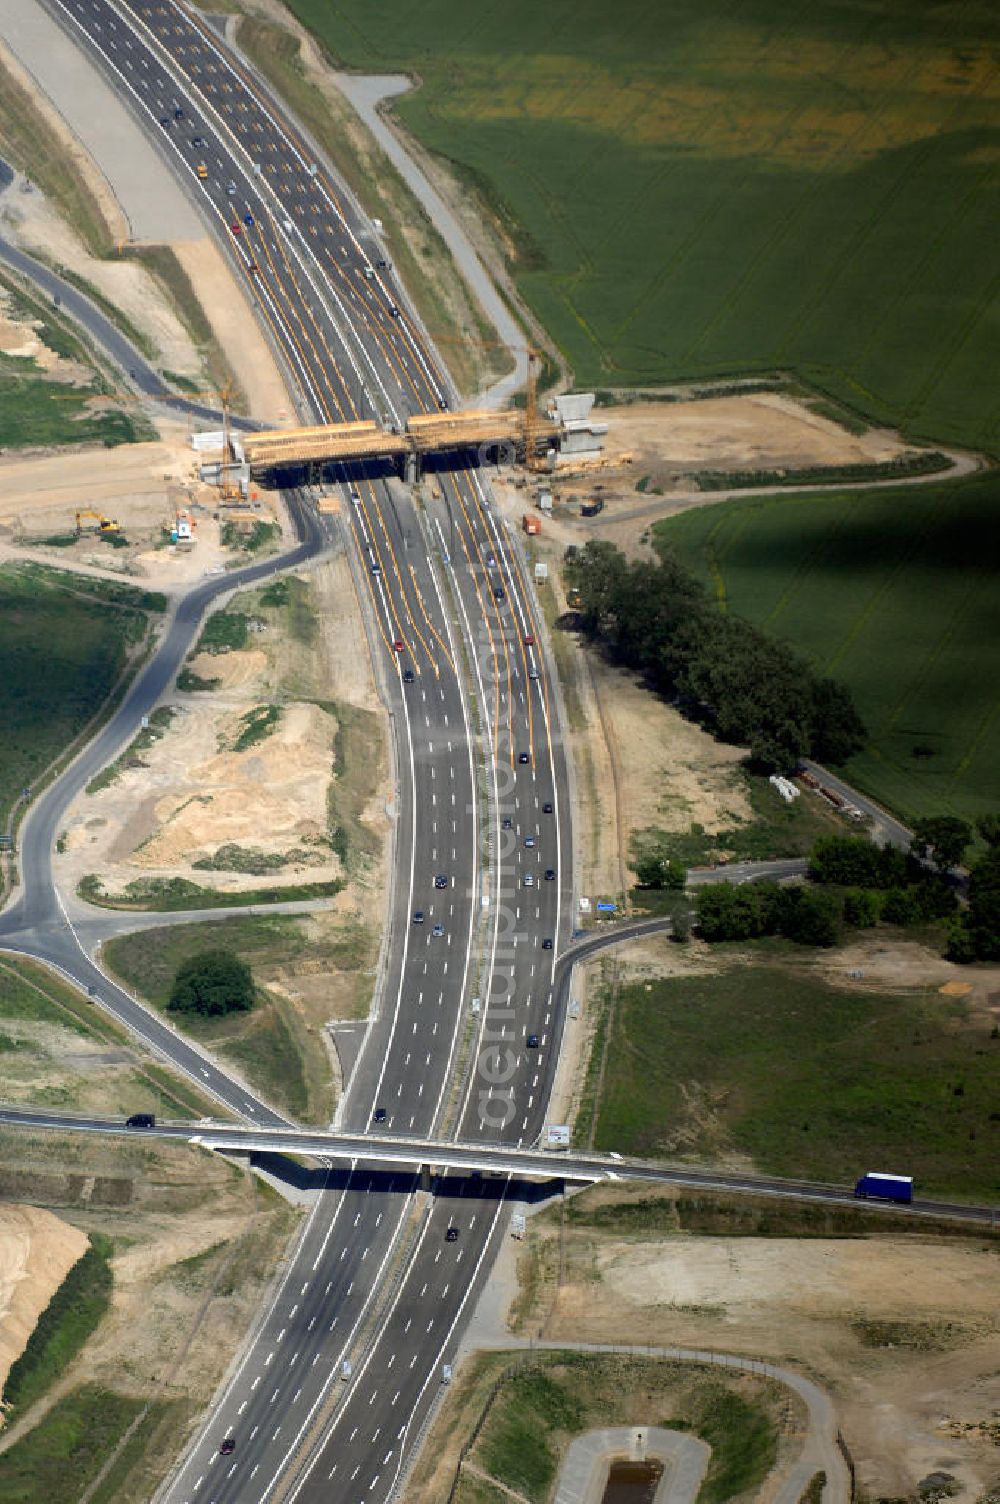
[581, 928, 1000, 1019]
[0, 1203, 87, 1412]
[510, 1185, 1000, 1504]
[1, 175, 290, 421]
[610, 394, 904, 475]
[0, 1127, 299, 1492]
[54, 542, 391, 1039]
[171, 238, 296, 422]
[56, 569, 355, 899]
[0, 279, 91, 384]
[0, 417, 274, 588]
[1, 171, 200, 381]
[528, 394, 933, 561]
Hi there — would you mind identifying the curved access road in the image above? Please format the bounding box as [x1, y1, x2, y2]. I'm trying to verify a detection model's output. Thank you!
[472, 1340, 849, 1504]
[0, 487, 325, 1124]
[0, 228, 260, 431]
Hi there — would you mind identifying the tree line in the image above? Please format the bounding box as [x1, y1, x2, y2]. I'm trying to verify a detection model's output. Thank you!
[692, 817, 1000, 960]
[564, 541, 866, 771]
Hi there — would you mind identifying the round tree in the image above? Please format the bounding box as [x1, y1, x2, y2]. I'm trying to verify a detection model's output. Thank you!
[168, 949, 255, 1017]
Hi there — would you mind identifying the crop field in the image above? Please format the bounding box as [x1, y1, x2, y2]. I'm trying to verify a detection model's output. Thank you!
[590, 957, 999, 1202]
[286, 0, 1000, 452]
[655, 471, 1000, 827]
[0, 567, 152, 828]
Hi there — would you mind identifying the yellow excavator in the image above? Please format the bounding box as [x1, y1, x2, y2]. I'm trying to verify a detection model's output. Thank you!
[75, 509, 120, 535]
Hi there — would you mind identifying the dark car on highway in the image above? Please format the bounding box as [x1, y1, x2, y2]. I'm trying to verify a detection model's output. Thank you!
[373, 1107, 387, 1124]
[219, 1438, 236, 1456]
[125, 1113, 155, 1129]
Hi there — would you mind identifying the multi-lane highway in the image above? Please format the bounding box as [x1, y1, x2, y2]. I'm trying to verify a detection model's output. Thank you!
[7, 3, 575, 1501]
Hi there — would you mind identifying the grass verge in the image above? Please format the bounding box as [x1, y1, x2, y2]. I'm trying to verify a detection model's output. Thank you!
[0, 1385, 168, 1503]
[104, 915, 367, 1121]
[0, 954, 219, 1120]
[0, 62, 112, 257]
[430, 1351, 780, 1504]
[78, 874, 342, 910]
[561, 1185, 992, 1241]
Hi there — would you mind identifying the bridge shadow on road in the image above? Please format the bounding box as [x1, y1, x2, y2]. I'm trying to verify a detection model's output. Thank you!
[250, 1153, 564, 1207]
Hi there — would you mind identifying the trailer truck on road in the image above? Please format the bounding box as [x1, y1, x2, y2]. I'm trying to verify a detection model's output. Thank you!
[854, 1172, 913, 1204]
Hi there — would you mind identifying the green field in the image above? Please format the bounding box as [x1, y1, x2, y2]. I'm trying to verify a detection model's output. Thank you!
[0, 1385, 170, 1504]
[590, 955, 1000, 1201]
[0, 568, 154, 828]
[654, 471, 1000, 826]
[286, 0, 1000, 452]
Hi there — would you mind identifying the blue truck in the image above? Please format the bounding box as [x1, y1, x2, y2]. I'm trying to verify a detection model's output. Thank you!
[854, 1171, 913, 1204]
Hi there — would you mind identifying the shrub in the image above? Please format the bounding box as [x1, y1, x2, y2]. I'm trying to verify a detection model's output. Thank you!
[168, 949, 255, 1017]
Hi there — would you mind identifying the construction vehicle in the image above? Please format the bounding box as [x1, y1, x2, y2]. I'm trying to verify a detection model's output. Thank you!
[165, 507, 196, 546]
[75, 509, 120, 535]
[522, 513, 541, 536]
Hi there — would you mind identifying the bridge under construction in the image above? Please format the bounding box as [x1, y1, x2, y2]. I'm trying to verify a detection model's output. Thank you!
[235, 407, 562, 483]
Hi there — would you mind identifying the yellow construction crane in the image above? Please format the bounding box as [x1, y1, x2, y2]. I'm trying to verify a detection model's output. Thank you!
[522, 347, 545, 472]
[420, 333, 549, 466]
[75, 509, 120, 535]
[215, 380, 243, 502]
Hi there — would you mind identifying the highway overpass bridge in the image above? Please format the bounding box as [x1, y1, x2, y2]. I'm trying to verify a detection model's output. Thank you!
[1, 1108, 994, 1227]
[236, 408, 562, 483]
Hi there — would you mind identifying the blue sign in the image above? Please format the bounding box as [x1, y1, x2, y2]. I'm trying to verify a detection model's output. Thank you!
[596, 902, 617, 913]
